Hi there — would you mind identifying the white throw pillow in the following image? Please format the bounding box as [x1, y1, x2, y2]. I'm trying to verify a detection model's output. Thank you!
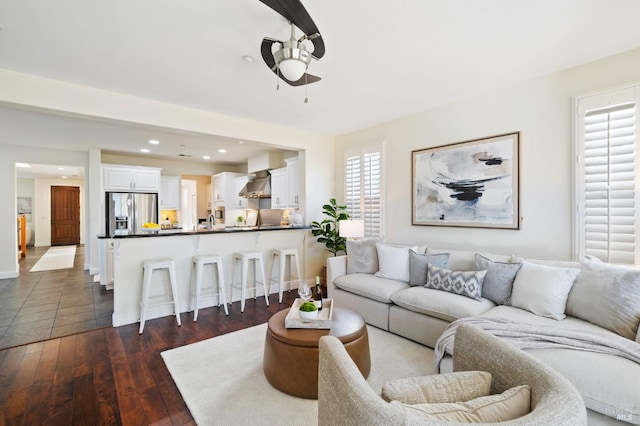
[566, 256, 640, 340]
[346, 238, 380, 274]
[375, 244, 418, 283]
[511, 261, 580, 320]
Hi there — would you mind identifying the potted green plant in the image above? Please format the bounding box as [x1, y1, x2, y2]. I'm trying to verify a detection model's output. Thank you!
[299, 301, 318, 320]
[311, 198, 349, 256]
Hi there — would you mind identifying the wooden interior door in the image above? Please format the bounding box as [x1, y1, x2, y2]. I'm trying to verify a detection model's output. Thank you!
[51, 186, 80, 246]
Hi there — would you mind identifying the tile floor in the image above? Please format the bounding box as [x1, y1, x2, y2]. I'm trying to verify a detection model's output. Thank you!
[0, 244, 113, 350]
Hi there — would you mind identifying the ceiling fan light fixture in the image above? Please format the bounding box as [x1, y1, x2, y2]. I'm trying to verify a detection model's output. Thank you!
[274, 39, 311, 81]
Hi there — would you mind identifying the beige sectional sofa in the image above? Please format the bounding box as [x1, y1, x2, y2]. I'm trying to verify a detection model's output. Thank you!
[326, 242, 640, 425]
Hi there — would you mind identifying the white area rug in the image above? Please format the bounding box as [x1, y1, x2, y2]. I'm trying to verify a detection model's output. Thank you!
[161, 323, 434, 426]
[30, 245, 76, 272]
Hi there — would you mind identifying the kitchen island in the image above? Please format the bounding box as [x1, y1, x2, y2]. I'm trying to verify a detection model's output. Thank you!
[98, 226, 309, 327]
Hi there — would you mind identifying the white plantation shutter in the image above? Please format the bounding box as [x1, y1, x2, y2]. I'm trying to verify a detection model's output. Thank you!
[576, 85, 639, 265]
[344, 144, 384, 238]
[345, 154, 361, 220]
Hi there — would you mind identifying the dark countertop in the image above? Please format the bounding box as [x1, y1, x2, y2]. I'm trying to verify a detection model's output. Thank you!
[97, 225, 310, 239]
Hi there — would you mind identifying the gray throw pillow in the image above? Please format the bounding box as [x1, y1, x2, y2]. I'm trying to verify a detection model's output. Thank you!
[566, 256, 640, 340]
[346, 238, 379, 274]
[475, 254, 522, 305]
[409, 250, 450, 286]
[426, 264, 487, 301]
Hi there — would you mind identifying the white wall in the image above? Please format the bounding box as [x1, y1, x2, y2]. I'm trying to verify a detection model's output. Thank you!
[335, 47, 640, 260]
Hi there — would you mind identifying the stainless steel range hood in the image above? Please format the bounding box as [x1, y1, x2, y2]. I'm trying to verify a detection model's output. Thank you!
[239, 170, 271, 198]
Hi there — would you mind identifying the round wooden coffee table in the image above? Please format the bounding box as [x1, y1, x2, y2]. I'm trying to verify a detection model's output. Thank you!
[263, 307, 370, 399]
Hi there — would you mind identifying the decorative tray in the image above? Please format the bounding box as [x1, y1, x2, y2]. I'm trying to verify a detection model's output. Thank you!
[285, 298, 334, 329]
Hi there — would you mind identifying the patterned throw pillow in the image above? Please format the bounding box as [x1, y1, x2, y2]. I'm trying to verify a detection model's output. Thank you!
[426, 264, 487, 301]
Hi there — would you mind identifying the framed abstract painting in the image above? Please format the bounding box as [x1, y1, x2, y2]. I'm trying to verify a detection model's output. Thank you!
[412, 132, 520, 229]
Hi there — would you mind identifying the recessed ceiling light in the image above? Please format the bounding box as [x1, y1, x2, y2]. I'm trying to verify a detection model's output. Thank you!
[57, 167, 65, 170]
[203, 155, 211, 160]
[140, 148, 150, 153]
[238, 141, 244, 144]
[242, 55, 253, 63]
[218, 149, 227, 153]
[149, 140, 160, 145]
[61, 176, 68, 179]
[16, 163, 31, 168]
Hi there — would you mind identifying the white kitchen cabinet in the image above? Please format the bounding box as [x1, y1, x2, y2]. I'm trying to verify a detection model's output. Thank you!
[103, 165, 161, 192]
[234, 176, 250, 209]
[286, 157, 300, 208]
[212, 172, 245, 206]
[160, 176, 180, 209]
[270, 167, 288, 208]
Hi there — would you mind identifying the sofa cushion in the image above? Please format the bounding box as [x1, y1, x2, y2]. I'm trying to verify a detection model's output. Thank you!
[334, 273, 408, 304]
[427, 248, 512, 271]
[382, 371, 492, 404]
[391, 287, 495, 322]
[346, 238, 380, 274]
[475, 254, 522, 305]
[409, 250, 450, 287]
[374, 244, 418, 282]
[566, 256, 640, 341]
[511, 261, 580, 320]
[522, 347, 640, 423]
[390, 385, 531, 423]
[426, 264, 486, 301]
[485, 306, 640, 424]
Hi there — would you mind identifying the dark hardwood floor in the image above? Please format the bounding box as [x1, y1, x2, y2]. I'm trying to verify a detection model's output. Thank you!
[0, 290, 299, 425]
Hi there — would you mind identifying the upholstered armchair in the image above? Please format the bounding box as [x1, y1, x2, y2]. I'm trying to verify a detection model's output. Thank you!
[317, 323, 587, 425]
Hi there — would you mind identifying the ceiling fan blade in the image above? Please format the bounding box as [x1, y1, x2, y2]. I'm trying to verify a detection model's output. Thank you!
[281, 73, 321, 87]
[259, 0, 325, 59]
[261, 37, 279, 71]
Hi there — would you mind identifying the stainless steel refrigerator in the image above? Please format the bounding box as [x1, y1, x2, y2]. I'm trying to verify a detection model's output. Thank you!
[106, 192, 158, 236]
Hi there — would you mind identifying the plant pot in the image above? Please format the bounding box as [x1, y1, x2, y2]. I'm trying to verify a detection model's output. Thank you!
[299, 309, 318, 321]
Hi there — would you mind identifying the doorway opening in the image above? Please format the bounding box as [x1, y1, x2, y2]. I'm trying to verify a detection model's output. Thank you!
[181, 179, 198, 231]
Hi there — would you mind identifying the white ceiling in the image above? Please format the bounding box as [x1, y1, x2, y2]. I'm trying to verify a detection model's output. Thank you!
[2, 0, 640, 168]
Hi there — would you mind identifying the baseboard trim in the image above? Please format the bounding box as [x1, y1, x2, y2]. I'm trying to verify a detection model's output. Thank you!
[0, 271, 18, 279]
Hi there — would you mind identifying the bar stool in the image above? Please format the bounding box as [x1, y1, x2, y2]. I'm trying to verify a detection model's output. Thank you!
[231, 251, 269, 312]
[269, 248, 301, 303]
[190, 254, 229, 321]
[139, 258, 181, 334]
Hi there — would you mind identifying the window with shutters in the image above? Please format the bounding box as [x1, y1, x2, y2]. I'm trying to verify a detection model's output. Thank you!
[344, 143, 384, 238]
[575, 85, 639, 265]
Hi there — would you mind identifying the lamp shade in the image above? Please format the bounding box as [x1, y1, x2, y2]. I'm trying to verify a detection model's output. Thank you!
[278, 58, 307, 81]
[339, 220, 365, 238]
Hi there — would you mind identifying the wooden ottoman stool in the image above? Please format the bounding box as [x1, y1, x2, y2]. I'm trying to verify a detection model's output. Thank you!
[263, 307, 371, 399]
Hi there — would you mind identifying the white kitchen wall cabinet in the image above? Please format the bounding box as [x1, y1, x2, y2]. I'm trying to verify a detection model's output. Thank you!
[286, 157, 300, 208]
[270, 167, 288, 208]
[103, 165, 161, 192]
[160, 176, 180, 209]
[212, 172, 245, 207]
[234, 176, 250, 209]
[270, 157, 300, 209]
